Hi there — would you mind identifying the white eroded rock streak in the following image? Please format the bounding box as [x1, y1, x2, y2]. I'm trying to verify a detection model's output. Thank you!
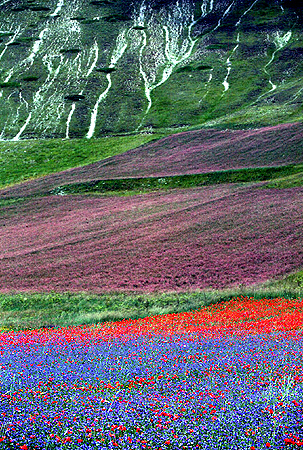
[213, 1, 235, 32]
[50, 0, 64, 17]
[200, 0, 214, 17]
[222, 33, 239, 93]
[65, 42, 99, 138]
[65, 103, 76, 139]
[256, 30, 292, 102]
[137, 0, 209, 129]
[12, 113, 31, 141]
[236, 0, 260, 27]
[86, 30, 128, 139]
[0, 26, 21, 62]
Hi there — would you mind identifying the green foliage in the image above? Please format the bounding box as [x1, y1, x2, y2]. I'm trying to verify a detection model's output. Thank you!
[283, 270, 303, 287]
[0, 133, 163, 188]
[65, 94, 86, 101]
[22, 75, 40, 81]
[59, 48, 82, 54]
[102, 14, 131, 22]
[176, 64, 213, 73]
[206, 43, 232, 50]
[95, 67, 117, 73]
[18, 37, 36, 43]
[0, 81, 21, 88]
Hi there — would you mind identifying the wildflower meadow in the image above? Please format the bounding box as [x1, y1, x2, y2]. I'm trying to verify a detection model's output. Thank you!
[1, 296, 303, 450]
[1, 186, 303, 293]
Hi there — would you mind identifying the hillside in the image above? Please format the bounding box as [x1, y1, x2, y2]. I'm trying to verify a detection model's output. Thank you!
[0, 0, 302, 139]
[1, 121, 303, 198]
[1, 184, 303, 293]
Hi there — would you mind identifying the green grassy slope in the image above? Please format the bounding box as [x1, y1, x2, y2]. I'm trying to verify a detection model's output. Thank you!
[264, 171, 303, 188]
[2, 121, 303, 197]
[0, 133, 162, 187]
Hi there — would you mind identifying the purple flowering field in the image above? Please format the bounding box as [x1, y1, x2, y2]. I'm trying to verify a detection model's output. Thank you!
[0, 184, 303, 293]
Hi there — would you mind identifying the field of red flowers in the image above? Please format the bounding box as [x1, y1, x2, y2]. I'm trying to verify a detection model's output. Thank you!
[1, 122, 303, 199]
[1, 296, 303, 450]
[1, 184, 303, 293]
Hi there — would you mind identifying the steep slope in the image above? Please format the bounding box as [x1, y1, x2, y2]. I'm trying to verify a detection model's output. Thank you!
[0, 0, 302, 139]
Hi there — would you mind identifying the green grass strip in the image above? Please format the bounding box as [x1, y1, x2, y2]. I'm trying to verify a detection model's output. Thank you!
[49, 164, 303, 195]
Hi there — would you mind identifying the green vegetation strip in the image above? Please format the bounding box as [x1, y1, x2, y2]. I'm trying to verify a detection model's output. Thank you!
[50, 164, 303, 195]
[1, 280, 302, 331]
[0, 133, 163, 188]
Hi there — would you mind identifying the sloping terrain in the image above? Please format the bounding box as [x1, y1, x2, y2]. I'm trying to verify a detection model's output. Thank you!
[0, 0, 302, 139]
[0, 132, 162, 189]
[1, 121, 303, 198]
[0, 0, 303, 296]
[1, 184, 303, 292]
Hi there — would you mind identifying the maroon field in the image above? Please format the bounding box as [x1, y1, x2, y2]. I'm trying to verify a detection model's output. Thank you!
[1, 184, 303, 293]
[1, 122, 303, 199]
